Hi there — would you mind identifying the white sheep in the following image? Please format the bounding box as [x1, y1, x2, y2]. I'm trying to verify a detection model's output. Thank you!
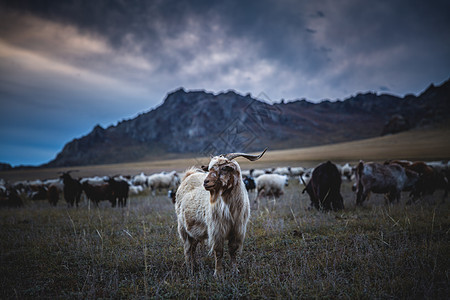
[427, 161, 449, 173]
[132, 172, 148, 186]
[340, 163, 354, 181]
[290, 166, 305, 177]
[273, 166, 291, 176]
[175, 149, 266, 276]
[80, 176, 109, 186]
[250, 169, 266, 178]
[241, 169, 251, 177]
[129, 185, 144, 195]
[147, 171, 180, 195]
[299, 167, 314, 186]
[255, 173, 289, 198]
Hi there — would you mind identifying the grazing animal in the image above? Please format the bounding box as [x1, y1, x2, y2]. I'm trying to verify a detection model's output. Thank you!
[273, 167, 291, 176]
[175, 149, 266, 276]
[243, 175, 256, 193]
[82, 181, 113, 207]
[107, 177, 129, 208]
[426, 161, 449, 173]
[132, 172, 148, 186]
[168, 189, 176, 204]
[47, 185, 60, 206]
[30, 184, 48, 201]
[340, 163, 354, 181]
[0, 187, 23, 208]
[355, 161, 419, 205]
[255, 174, 288, 198]
[129, 185, 144, 195]
[290, 167, 305, 177]
[386, 160, 448, 203]
[147, 171, 180, 195]
[250, 169, 266, 178]
[300, 168, 314, 185]
[301, 161, 344, 211]
[60, 172, 82, 207]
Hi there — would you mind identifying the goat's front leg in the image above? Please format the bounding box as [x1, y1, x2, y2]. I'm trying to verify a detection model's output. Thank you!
[228, 236, 242, 274]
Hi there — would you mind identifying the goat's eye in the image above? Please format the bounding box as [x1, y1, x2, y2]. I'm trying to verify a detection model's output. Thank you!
[221, 166, 233, 172]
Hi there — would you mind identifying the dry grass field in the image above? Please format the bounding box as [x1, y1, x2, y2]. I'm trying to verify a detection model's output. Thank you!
[0, 127, 449, 298]
[0, 181, 448, 299]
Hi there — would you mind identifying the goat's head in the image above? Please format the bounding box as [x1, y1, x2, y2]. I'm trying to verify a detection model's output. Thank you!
[58, 170, 78, 182]
[59, 172, 73, 183]
[203, 148, 267, 203]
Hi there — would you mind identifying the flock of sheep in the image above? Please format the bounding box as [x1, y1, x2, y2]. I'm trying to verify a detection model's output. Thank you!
[1, 150, 448, 276]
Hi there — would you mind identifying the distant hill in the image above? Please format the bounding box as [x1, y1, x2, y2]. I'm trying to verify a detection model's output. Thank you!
[44, 80, 450, 167]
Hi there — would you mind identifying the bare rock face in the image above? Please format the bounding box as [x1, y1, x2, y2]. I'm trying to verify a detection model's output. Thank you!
[44, 80, 450, 167]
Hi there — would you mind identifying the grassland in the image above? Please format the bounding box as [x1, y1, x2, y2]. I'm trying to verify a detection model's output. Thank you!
[0, 181, 448, 299]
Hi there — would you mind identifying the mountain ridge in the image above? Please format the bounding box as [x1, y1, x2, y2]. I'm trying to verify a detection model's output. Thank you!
[43, 80, 450, 167]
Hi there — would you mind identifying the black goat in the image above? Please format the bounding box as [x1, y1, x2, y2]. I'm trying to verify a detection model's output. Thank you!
[47, 185, 59, 206]
[60, 172, 82, 207]
[243, 175, 256, 192]
[0, 187, 23, 208]
[82, 181, 114, 207]
[107, 177, 129, 208]
[301, 161, 344, 211]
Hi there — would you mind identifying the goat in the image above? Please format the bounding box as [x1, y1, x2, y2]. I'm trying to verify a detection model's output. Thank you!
[386, 160, 448, 203]
[0, 187, 23, 208]
[175, 149, 266, 276]
[242, 175, 256, 193]
[47, 185, 60, 206]
[107, 177, 129, 208]
[82, 181, 113, 207]
[60, 172, 82, 207]
[301, 161, 344, 211]
[29, 184, 48, 201]
[355, 161, 419, 205]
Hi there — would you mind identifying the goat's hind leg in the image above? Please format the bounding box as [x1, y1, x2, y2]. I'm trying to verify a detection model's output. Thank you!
[213, 238, 225, 277]
[179, 227, 198, 274]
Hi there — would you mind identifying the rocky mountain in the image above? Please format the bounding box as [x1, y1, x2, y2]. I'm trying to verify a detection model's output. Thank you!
[45, 80, 450, 167]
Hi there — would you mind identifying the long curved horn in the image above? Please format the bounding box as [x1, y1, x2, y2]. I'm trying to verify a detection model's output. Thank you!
[224, 147, 267, 161]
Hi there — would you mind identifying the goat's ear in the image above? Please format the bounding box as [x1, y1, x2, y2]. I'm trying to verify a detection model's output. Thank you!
[201, 165, 209, 172]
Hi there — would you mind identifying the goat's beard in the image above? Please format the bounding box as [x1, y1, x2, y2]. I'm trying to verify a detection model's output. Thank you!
[209, 190, 220, 204]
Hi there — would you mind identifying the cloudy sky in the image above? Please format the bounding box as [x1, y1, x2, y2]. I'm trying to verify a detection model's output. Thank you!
[0, 0, 449, 167]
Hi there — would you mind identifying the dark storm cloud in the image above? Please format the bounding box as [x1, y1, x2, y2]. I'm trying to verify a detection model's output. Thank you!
[1, 0, 324, 76]
[4, 0, 448, 92]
